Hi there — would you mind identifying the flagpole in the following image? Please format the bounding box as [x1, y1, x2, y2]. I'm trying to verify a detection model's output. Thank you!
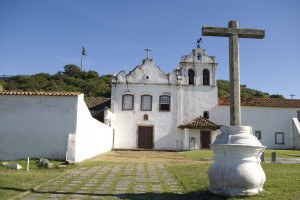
[80, 53, 83, 70]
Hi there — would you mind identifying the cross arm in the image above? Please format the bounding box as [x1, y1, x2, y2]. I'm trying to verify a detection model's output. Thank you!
[202, 26, 265, 39]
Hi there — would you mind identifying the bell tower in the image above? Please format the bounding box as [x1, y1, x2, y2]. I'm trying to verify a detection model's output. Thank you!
[178, 39, 217, 87]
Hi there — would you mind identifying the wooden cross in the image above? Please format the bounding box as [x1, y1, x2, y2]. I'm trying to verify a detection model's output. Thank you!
[202, 20, 265, 126]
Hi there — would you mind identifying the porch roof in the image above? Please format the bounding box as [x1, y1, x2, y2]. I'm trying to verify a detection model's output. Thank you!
[178, 116, 220, 130]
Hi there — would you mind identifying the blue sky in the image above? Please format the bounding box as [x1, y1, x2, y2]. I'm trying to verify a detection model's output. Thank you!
[0, 0, 299, 98]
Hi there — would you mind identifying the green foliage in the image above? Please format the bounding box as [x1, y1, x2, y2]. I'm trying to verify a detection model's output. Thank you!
[3, 64, 112, 97]
[217, 80, 284, 99]
[3, 68, 284, 99]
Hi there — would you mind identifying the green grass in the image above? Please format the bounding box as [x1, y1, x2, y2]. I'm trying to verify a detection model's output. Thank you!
[167, 163, 300, 199]
[179, 150, 300, 161]
[0, 159, 73, 200]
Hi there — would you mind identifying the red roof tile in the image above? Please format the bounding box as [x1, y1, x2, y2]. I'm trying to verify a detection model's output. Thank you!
[219, 98, 300, 108]
[0, 90, 81, 96]
[178, 116, 220, 130]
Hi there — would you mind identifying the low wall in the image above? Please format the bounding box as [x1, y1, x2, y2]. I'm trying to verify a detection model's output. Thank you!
[0, 95, 78, 160]
[67, 95, 113, 162]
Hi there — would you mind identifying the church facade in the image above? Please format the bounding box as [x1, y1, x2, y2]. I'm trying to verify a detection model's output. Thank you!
[110, 46, 300, 150]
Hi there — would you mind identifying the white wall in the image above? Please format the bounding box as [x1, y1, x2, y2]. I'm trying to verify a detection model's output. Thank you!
[111, 48, 218, 150]
[215, 105, 298, 149]
[112, 84, 179, 149]
[292, 118, 300, 149]
[0, 95, 77, 160]
[67, 95, 113, 162]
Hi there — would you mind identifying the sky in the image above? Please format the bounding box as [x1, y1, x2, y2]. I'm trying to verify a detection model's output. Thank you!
[0, 0, 299, 98]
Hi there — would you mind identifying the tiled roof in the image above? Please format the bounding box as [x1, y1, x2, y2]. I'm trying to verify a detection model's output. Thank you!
[0, 90, 81, 96]
[219, 98, 300, 108]
[178, 116, 220, 130]
[84, 97, 111, 110]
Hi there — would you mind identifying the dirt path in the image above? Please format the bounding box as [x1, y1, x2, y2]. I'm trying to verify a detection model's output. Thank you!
[88, 150, 199, 165]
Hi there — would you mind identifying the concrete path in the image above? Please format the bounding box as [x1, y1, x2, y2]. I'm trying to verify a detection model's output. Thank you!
[21, 162, 183, 200]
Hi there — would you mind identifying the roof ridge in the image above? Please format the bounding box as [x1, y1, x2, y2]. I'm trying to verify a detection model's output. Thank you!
[218, 97, 300, 108]
[0, 90, 81, 96]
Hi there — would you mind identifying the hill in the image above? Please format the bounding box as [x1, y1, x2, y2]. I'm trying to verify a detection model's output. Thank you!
[0, 65, 284, 99]
[1, 65, 111, 98]
[217, 80, 284, 99]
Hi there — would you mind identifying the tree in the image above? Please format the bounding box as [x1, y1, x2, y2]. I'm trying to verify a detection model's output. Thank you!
[63, 64, 84, 78]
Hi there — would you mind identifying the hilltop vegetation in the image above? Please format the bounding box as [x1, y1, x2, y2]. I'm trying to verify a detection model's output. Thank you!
[1, 65, 284, 98]
[2, 65, 111, 97]
[217, 80, 284, 99]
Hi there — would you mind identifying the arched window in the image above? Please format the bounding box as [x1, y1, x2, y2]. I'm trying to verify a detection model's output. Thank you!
[188, 69, 195, 85]
[144, 114, 148, 121]
[203, 69, 210, 86]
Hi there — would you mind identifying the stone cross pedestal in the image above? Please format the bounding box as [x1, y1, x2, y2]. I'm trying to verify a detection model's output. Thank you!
[202, 21, 266, 196]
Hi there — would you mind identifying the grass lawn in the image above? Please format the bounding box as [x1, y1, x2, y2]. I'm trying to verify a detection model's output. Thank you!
[179, 149, 300, 161]
[1, 151, 299, 200]
[0, 159, 73, 200]
[167, 163, 300, 200]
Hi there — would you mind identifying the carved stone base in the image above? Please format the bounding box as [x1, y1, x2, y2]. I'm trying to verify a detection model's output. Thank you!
[208, 126, 266, 196]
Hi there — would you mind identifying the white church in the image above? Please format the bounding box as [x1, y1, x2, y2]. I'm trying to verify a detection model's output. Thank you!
[110, 45, 300, 151]
[0, 44, 300, 162]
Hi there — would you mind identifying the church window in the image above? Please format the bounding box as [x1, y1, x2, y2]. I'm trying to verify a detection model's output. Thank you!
[275, 132, 284, 144]
[188, 69, 195, 85]
[141, 95, 152, 111]
[203, 69, 210, 85]
[197, 54, 201, 61]
[203, 111, 209, 119]
[255, 131, 261, 140]
[159, 95, 170, 111]
[122, 94, 134, 110]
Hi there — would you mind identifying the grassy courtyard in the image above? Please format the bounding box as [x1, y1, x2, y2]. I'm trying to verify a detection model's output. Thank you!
[0, 150, 299, 200]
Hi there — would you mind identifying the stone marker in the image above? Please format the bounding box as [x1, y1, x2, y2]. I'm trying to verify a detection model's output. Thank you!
[260, 152, 264, 162]
[39, 158, 55, 168]
[202, 21, 266, 196]
[7, 163, 23, 169]
[271, 152, 277, 163]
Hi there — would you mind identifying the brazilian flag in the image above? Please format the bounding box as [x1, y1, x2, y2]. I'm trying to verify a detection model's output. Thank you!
[82, 46, 87, 56]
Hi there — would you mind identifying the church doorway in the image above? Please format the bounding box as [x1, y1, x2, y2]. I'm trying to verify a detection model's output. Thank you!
[201, 131, 211, 149]
[138, 126, 154, 149]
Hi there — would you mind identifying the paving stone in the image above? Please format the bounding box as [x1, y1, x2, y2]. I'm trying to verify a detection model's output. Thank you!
[23, 162, 184, 200]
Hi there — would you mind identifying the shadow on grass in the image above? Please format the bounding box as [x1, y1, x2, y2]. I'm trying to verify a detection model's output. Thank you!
[19, 189, 232, 200]
[0, 187, 29, 193]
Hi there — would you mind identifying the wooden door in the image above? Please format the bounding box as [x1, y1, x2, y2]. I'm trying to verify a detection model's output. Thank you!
[138, 126, 153, 149]
[201, 131, 211, 149]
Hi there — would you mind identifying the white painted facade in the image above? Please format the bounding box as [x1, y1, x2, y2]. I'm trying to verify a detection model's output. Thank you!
[111, 47, 219, 150]
[0, 92, 113, 161]
[110, 46, 300, 150]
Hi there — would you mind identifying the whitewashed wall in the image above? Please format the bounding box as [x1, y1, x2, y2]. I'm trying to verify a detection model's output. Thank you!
[67, 95, 113, 162]
[0, 94, 113, 162]
[0, 95, 77, 160]
[112, 84, 179, 149]
[111, 48, 218, 150]
[292, 118, 300, 149]
[214, 105, 299, 149]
